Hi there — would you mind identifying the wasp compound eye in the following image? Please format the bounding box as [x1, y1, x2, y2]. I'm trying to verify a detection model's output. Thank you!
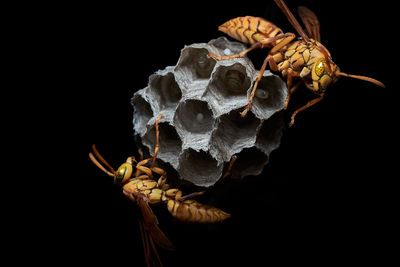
[314, 60, 327, 78]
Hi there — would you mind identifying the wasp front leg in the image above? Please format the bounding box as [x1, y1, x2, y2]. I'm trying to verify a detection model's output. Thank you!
[282, 68, 301, 110]
[241, 54, 281, 117]
[289, 94, 324, 127]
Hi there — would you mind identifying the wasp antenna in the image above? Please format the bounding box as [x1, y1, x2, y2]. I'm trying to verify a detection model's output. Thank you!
[337, 72, 385, 88]
[91, 144, 116, 174]
[89, 152, 115, 177]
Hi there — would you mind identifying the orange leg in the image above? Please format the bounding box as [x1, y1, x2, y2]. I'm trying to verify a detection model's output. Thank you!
[241, 54, 274, 117]
[136, 164, 153, 178]
[177, 155, 238, 202]
[151, 114, 163, 169]
[216, 155, 237, 184]
[177, 191, 205, 201]
[209, 33, 295, 60]
[152, 166, 168, 188]
[134, 147, 145, 177]
[283, 68, 301, 110]
[289, 94, 324, 127]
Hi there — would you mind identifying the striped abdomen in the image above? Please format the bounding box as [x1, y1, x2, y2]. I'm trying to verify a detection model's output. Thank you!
[218, 16, 283, 45]
[167, 199, 231, 223]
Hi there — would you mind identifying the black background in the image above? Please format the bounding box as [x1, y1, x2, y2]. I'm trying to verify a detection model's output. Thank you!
[79, 1, 395, 266]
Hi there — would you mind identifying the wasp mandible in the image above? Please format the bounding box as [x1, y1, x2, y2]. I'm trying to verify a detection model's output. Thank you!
[209, 0, 385, 126]
[89, 114, 231, 267]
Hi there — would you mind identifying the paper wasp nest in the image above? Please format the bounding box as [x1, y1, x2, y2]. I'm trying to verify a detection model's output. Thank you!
[132, 37, 287, 187]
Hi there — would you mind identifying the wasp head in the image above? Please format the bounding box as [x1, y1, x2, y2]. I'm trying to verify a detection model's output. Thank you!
[307, 58, 339, 95]
[114, 157, 135, 185]
[305, 42, 385, 94]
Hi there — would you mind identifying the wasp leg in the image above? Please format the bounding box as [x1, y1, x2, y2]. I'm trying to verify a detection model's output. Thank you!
[136, 175, 151, 180]
[283, 68, 301, 110]
[215, 155, 237, 185]
[209, 33, 295, 60]
[290, 80, 303, 94]
[269, 33, 296, 54]
[177, 191, 205, 201]
[134, 147, 145, 177]
[177, 155, 238, 202]
[151, 114, 164, 169]
[241, 32, 296, 117]
[151, 166, 168, 188]
[289, 94, 324, 127]
[241, 54, 273, 117]
[135, 158, 154, 178]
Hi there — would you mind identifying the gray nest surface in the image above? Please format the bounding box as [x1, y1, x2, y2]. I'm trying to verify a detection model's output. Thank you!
[132, 37, 287, 187]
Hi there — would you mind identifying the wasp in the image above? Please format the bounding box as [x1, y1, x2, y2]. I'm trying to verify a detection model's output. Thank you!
[89, 114, 231, 267]
[209, 0, 385, 126]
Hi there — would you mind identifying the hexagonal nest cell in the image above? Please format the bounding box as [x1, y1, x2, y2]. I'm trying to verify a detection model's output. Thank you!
[230, 147, 269, 179]
[132, 37, 287, 187]
[209, 63, 251, 97]
[178, 149, 222, 187]
[132, 93, 153, 137]
[210, 109, 260, 162]
[176, 47, 216, 80]
[250, 72, 287, 120]
[148, 70, 182, 112]
[142, 122, 182, 169]
[174, 99, 215, 134]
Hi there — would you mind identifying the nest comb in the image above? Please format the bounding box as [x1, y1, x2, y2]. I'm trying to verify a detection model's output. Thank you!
[132, 37, 287, 187]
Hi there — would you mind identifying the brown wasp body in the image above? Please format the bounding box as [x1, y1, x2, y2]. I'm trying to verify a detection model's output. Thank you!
[210, 0, 385, 126]
[89, 114, 230, 267]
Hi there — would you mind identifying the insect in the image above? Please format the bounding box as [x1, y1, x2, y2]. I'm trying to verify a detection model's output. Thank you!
[89, 114, 231, 267]
[209, 0, 385, 126]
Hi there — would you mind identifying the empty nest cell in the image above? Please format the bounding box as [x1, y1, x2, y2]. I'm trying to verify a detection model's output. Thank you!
[132, 94, 153, 136]
[174, 99, 215, 134]
[142, 122, 182, 168]
[175, 47, 216, 80]
[208, 37, 247, 56]
[148, 72, 182, 111]
[256, 111, 284, 155]
[252, 74, 286, 110]
[178, 148, 222, 187]
[211, 109, 261, 161]
[230, 147, 269, 179]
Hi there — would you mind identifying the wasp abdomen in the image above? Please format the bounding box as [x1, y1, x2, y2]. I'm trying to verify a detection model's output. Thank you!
[218, 16, 283, 44]
[167, 199, 231, 223]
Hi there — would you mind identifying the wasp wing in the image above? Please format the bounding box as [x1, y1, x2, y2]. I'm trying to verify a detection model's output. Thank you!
[274, 0, 310, 41]
[298, 6, 321, 42]
[138, 217, 163, 267]
[137, 195, 175, 251]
